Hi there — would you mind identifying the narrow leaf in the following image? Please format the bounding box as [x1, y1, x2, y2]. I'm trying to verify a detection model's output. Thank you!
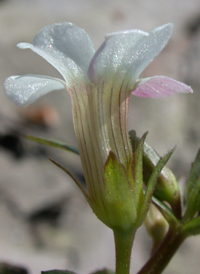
[25, 135, 79, 154]
[49, 158, 91, 204]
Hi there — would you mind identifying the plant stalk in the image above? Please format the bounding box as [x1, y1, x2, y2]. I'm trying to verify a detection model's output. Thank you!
[113, 229, 135, 274]
[137, 226, 187, 274]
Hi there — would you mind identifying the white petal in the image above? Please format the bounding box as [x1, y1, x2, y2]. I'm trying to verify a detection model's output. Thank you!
[4, 75, 65, 107]
[105, 29, 149, 39]
[132, 76, 193, 98]
[88, 29, 149, 83]
[126, 23, 174, 85]
[18, 23, 95, 83]
[88, 23, 173, 89]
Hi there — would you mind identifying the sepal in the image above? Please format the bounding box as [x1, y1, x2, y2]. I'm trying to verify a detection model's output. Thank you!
[102, 151, 137, 230]
[136, 146, 175, 226]
[129, 130, 181, 217]
[131, 132, 148, 216]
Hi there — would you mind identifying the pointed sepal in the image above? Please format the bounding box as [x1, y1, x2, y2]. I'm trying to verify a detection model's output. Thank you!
[129, 131, 181, 217]
[103, 151, 137, 231]
[137, 146, 175, 226]
[143, 141, 179, 207]
[131, 132, 148, 216]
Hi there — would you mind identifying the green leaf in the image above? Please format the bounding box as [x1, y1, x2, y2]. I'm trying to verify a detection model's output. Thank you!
[91, 269, 115, 274]
[25, 135, 79, 155]
[41, 270, 77, 274]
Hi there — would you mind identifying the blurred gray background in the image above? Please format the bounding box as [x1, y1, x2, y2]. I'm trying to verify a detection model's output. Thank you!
[1, 0, 200, 273]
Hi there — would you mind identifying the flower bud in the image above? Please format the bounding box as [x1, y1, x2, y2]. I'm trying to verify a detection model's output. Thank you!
[145, 204, 169, 254]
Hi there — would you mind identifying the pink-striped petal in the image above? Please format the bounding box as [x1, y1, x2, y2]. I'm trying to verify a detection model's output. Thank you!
[132, 76, 193, 98]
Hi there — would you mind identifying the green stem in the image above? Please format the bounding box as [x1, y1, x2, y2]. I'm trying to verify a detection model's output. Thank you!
[114, 229, 135, 274]
[137, 226, 187, 274]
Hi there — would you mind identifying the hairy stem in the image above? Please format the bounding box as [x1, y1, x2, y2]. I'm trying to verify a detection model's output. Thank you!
[137, 226, 187, 274]
[114, 229, 135, 274]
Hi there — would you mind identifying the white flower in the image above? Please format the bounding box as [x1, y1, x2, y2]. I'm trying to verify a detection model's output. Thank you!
[4, 23, 193, 229]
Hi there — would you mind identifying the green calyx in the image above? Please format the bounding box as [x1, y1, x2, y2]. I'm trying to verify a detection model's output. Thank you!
[95, 132, 174, 233]
[102, 151, 137, 231]
[100, 133, 149, 231]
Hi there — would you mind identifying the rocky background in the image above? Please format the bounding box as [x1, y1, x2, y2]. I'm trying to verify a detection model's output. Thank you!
[1, 0, 200, 273]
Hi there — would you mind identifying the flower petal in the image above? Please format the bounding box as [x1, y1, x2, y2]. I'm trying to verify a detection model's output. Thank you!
[88, 29, 149, 83]
[132, 76, 193, 98]
[4, 75, 65, 107]
[88, 24, 173, 89]
[18, 23, 95, 83]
